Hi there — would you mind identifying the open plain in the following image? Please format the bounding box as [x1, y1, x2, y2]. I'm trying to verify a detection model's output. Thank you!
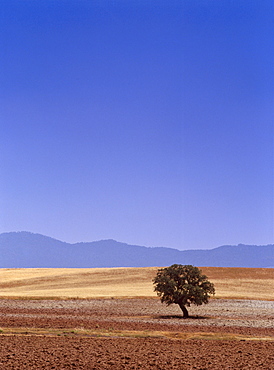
[0, 267, 273, 369]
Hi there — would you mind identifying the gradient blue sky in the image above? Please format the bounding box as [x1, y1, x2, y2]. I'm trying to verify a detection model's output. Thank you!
[1, 0, 273, 250]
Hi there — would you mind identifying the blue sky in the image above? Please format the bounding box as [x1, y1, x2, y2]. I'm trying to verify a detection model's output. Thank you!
[0, 0, 273, 250]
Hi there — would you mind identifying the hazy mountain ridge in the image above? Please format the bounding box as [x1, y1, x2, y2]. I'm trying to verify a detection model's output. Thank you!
[0, 232, 273, 268]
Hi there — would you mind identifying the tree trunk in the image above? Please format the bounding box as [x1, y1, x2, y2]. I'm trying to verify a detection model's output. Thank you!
[178, 302, 189, 318]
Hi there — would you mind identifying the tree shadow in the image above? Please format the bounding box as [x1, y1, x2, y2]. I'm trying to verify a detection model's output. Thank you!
[154, 315, 209, 320]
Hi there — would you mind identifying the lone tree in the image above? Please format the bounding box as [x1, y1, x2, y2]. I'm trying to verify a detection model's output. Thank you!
[153, 264, 215, 318]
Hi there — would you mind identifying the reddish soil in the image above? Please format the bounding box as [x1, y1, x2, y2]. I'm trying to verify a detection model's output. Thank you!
[0, 336, 273, 369]
[0, 298, 273, 369]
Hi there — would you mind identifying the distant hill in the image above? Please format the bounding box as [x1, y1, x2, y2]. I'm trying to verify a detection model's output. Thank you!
[0, 232, 273, 268]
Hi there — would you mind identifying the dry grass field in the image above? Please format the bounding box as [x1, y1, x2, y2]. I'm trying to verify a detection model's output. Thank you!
[0, 266, 273, 300]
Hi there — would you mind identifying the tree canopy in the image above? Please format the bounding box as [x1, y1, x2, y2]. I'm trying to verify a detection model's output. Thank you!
[153, 264, 215, 317]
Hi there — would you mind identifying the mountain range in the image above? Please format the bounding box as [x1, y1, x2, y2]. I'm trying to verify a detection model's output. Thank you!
[0, 232, 273, 268]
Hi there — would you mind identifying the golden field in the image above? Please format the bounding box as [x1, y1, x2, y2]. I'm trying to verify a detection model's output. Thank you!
[0, 266, 273, 300]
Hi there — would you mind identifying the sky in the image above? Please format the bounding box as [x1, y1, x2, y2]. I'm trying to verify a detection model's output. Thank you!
[0, 0, 273, 250]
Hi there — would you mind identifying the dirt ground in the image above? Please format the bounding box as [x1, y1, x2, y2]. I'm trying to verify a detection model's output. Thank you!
[0, 298, 273, 369]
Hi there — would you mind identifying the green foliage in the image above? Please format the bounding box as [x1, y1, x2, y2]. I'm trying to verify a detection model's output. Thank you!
[153, 264, 215, 316]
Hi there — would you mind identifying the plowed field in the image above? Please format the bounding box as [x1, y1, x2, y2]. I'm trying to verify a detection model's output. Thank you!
[0, 297, 273, 369]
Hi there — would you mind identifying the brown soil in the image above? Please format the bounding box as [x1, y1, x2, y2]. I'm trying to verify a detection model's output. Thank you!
[0, 298, 273, 369]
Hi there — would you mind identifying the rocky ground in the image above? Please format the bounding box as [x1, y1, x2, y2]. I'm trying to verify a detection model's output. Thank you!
[0, 298, 273, 369]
